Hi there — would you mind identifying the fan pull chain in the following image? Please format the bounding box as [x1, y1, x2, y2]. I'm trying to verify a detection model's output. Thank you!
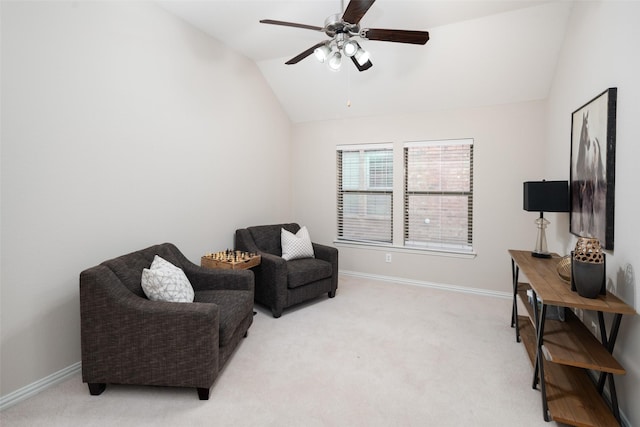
[346, 66, 352, 107]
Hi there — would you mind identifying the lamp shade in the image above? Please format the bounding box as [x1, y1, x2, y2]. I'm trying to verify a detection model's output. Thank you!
[328, 51, 342, 71]
[523, 180, 569, 212]
[343, 40, 359, 57]
[354, 48, 370, 66]
[314, 44, 330, 63]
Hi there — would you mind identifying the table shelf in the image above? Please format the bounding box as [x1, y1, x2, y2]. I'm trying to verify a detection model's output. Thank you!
[517, 317, 619, 426]
[516, 289, 624, 374]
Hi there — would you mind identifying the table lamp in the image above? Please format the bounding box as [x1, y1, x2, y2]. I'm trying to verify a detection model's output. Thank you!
[523, 180, 569, 258]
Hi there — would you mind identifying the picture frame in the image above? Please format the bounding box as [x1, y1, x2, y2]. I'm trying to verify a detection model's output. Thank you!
[570, 88, 617, 250]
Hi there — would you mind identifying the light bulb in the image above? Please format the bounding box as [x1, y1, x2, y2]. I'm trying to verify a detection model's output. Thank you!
[343, 40, 359, 57]
[355, 48, 370, 66]
[314, 45, 330, 63]
[328, 51, 342, 71]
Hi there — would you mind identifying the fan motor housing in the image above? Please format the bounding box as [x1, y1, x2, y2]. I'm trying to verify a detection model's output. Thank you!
[324, 13, 359, 37]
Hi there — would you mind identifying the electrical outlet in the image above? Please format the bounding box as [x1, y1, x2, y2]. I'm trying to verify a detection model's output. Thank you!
[385, 253, 392, 263]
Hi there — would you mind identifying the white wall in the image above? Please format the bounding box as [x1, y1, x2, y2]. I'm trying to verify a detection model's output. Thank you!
[545, 1, 640, 425]
[291, 100, 551, 293]
[0, 1, 291, 397]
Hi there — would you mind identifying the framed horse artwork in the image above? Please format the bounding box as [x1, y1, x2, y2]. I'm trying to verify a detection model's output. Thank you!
[570, 88, 617, 250]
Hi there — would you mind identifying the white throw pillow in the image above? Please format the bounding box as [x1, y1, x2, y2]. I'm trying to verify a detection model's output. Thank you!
[281, 226, 315, 261]
[141, 255, 195, 303]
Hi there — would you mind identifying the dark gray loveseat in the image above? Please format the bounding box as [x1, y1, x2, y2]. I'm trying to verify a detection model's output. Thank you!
[235, 223, 338, 318]
[79, 243, 254, 400]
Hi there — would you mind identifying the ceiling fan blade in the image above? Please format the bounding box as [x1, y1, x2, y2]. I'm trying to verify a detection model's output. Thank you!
[350, 56, 373, 72]
[285, 42, 327, 65]
[363, 28, 430, 45]
[342, 0, 376, 25]
[260, 19, 323, 32]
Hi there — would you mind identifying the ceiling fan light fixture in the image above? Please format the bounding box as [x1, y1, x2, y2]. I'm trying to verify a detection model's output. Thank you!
[354, 48, 370, 66]
[328, 51, 342, 71]
[314, 44, 331, 63]
[261, 0, 430, 72]
[343, 39, 359, 57]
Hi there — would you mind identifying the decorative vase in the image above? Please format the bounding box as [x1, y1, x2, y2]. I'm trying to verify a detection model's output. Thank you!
[571, 238, 605, 298]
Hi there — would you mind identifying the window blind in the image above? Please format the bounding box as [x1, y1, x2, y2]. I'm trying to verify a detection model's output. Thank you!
[337, 144, 393, 244]
[404, 139, 473, 251]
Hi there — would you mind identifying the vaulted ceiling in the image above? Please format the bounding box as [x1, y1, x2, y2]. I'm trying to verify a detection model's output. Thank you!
[159, 1, 573, 123]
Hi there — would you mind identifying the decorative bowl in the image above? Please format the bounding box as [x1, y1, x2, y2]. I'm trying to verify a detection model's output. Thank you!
[557, 255, 571, 283]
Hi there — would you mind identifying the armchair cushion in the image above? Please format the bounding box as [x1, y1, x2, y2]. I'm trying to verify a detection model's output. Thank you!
[194, 290, 254, 346]
[287, 258, 333, 289]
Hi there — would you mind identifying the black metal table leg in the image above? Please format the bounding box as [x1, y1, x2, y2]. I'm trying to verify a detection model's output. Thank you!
[596, 311, 609, 394]
[511, 259, 521, 342]
[595, 311, 623, 423]
[531, 290, 541, 388]
[533, 303, 550, 421]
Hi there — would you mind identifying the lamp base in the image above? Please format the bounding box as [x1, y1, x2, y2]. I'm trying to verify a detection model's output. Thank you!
[531, 251, 552, 259]
[532, 215, 550, 259]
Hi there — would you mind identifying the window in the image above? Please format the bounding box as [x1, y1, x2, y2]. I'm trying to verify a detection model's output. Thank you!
[337, 144, 393, 244]
[404, 139, 473, 251]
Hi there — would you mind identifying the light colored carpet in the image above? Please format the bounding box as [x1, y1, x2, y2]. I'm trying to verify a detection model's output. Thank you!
[1, 274, 553, 426]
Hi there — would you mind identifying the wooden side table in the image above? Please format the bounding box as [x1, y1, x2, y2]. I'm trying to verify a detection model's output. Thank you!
[201, 250, 261, 270]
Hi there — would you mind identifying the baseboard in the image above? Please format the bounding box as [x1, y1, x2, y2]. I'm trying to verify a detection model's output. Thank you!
[0, 361, 81, 411]
[339, 270, 512, 300]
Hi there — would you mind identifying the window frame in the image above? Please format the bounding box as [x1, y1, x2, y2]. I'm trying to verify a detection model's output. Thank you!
[336, 143, 394, 245]
[334, 139, 475, 257]
[403, 139, 474, 252]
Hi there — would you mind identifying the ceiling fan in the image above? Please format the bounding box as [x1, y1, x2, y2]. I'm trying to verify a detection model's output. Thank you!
[260, 0, 429, 72]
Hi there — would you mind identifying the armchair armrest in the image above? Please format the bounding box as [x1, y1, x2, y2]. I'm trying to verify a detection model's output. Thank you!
[251, 252, 288, 313]
[182, 265, 254, 293]
[312, 243, 338, 265]
[313, 242, 338, 296]
[254, 252, 288, 286]
[235, 227, 287, 295]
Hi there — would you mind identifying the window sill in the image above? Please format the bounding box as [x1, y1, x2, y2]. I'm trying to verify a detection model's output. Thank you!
[333, 240, 477, 259]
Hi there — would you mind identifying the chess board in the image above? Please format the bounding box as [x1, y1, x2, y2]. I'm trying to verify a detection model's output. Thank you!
[201, 250, 261, 270]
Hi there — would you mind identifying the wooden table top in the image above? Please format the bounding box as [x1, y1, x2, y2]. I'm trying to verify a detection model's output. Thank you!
[509, 249, 636, 315]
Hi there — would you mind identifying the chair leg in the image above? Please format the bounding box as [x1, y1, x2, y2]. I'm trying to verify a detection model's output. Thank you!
[88, 383, 106, 396]
[197, 387, 210, 400]
[328, 290, 336, 298]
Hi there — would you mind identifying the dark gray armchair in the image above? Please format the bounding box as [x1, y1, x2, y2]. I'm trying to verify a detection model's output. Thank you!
[79, 243, 254, 400]
[235, 223, 338, 318]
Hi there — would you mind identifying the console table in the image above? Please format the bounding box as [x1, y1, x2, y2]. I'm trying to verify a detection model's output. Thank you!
[509, 249, 636, 426]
